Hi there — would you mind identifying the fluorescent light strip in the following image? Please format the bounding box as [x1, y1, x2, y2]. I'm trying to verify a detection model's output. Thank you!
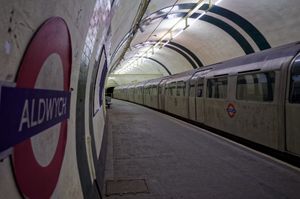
[188, 0, 205, 16]
[163, 40, 170, 47]
[215, 0, 222, 5]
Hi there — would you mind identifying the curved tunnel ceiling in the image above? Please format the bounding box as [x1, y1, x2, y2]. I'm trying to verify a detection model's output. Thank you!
[107, 0, 300, 87]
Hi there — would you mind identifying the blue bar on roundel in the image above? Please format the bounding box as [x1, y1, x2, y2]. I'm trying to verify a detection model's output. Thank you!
[0, 87, 71, 152]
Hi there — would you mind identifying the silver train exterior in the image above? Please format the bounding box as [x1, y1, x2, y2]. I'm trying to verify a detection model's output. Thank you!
[113, 42, 300, 157]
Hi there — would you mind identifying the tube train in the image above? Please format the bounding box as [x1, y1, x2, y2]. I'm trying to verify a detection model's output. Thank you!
[113, 42, 300, 157]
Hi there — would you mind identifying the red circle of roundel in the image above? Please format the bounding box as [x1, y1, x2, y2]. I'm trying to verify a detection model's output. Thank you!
[13, 17, 71, 199]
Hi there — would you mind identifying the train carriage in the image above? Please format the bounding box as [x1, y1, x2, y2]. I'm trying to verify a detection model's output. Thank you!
[127, 83, 136, 102]
[133, 81, 147, 104]
[164, 71, 195, 118]
[187, 68, 212, 123]
[158, 78, 170, 110]
[143, 78, 165, 109]
[113, 42, 300, 157]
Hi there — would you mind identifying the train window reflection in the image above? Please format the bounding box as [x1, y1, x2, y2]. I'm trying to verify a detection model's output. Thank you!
[167, 82, 176, 96]
[189, 84, 195, 97]
[176, 81, 186, 96]
[236, 72, 275, 102]
[290, 57, 300, 103]
[197, 79, 204, 97]
[207, 77, 228, 99]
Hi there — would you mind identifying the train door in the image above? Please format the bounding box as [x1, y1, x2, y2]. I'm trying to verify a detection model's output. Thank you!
[170, 82, 177, 115]
[159, 82, 166, 110]
[154, 85, 159, 109]
[188, 80, 196, 121]
[195, 78, 205, 123]
[286, 54, 300, 155]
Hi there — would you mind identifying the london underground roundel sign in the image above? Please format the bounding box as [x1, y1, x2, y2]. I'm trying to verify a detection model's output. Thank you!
[12, 17, 72, 198]
[226, 103, 237, 118]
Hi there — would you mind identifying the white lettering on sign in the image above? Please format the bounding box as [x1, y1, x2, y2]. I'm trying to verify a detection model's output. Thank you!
[18, 97, 67, 132]
[38, 99, 45, 124]
[18, 100, 30, 132]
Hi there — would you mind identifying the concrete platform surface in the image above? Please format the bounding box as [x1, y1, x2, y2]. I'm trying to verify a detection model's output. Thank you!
[103, 99, 300, 199]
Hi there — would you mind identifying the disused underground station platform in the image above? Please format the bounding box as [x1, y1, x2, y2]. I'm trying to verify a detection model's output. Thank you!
[103, 99, 300, 199]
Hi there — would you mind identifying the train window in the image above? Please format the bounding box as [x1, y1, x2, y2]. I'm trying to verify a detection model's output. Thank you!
[207, 77, 228, 99]
[196, 79, 204, 98]
[167, 85, 171, 96]
[176, 82, 181, 96]
[189, 84, 195, 97]
[167, 83, 175, 96]
[152, 86, 157, 95]
[290, 56, 300, 103]
[183, 82, 186, 96]
[171, 82, 176, 96]
[236, 72, 275, 101]
[147, 87, 150, 95]
[168, 85, 172, 96]
[176, 81, 185, 96]
[162, 86, 166, 95]
[159, 85, 165, 95]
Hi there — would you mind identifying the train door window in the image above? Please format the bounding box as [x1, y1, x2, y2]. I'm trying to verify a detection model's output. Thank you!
[236, 72, 275, 101]
[176, 82, 181, 96]
[169, 84, 172, 96]
[189, 82, 195, 97]
[182, 82, 186, 96]
[169, 82, 175, 96]
[153, 86, 157, 95]
[177, 81, 185, 96]
[166, 84, 170, 96]
[196, 78, 204, 98]
[207, 77, 228, 98]
[162, 85, 166, 95]
[159, 86, 162, 95]
[164, 83, 168, 95]
[289, 56, 300, 103]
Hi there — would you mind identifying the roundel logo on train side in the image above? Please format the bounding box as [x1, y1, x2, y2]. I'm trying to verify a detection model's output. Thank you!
[12, 17, 72, 198]
[226, 103, 236, 118]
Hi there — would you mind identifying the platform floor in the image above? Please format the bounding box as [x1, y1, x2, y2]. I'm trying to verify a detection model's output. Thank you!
[103, 99, 300, 199]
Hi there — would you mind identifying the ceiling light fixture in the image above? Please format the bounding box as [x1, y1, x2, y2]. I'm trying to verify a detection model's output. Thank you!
[215, 0, 223, 5]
